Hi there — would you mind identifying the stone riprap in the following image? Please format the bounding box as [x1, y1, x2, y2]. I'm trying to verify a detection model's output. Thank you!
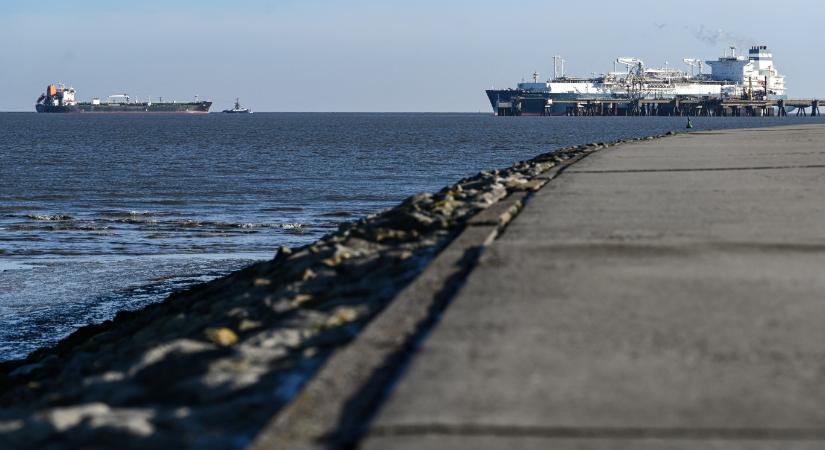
[0, 134, 670, 449]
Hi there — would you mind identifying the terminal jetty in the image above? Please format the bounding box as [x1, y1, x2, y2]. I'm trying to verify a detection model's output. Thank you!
[3, 124, 825, 449]
[488, 45, 824, 117]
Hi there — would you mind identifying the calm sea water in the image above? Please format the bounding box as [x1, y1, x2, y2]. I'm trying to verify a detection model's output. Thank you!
[2, 112, 824, 361]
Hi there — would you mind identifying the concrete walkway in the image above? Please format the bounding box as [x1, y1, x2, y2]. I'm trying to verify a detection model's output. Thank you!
[360, 124, 825, 449]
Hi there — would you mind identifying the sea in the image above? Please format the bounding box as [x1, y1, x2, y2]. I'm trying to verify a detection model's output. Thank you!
[2, 112, 824, 361]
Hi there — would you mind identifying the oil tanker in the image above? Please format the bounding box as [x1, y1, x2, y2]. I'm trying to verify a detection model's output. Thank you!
[35, 83, 211, 113]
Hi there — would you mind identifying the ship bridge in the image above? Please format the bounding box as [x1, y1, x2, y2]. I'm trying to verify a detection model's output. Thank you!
[706, 45, 785, 97]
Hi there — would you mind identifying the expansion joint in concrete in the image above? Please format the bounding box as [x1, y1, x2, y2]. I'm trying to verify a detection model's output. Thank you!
[368, 424, 825, 441]
[569, 164, 825, 174]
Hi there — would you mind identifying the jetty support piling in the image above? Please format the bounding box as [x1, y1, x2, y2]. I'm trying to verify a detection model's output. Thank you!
[515, 97, 824, 118]
[778, 100, 787, 116]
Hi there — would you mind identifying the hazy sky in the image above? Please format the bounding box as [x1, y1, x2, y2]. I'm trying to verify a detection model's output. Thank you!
[1, 0, 823, 112]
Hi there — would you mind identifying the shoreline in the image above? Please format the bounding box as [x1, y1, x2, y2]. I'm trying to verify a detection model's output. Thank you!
[0, 252, 278, 363]
[0, 125, 792, 448]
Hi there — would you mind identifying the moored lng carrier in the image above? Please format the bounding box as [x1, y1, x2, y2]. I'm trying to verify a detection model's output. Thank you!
[36, 83, 211, 113]
[487, 45, 787, 116]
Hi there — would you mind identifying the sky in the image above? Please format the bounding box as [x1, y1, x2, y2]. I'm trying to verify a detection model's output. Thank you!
[1, 0, 823, 112]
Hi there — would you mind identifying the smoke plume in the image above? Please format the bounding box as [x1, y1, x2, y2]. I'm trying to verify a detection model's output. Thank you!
[690, 25, 756, 50]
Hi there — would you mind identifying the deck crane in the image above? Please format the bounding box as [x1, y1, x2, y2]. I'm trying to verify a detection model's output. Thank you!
[616, 57, 645, 98]
[682, 58, 704, 77]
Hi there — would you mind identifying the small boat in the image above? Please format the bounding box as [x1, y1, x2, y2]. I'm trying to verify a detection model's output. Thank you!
[222, 98, 252, 114]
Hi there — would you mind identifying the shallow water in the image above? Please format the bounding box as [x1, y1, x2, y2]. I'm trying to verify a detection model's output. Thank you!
[2, 112, 824, 361]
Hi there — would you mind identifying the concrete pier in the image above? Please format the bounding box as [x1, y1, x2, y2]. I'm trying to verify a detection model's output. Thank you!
[498, 96, 825, 117]
[360, 124, 825, 449]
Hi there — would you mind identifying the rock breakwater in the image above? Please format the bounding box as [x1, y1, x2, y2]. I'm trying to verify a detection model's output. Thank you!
[0, 135, 672, 449]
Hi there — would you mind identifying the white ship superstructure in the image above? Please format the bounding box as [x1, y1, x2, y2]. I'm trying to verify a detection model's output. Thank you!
[38, 83, 78, 107]
[706, 45, 786, 98]
[488, 45, 788, 115]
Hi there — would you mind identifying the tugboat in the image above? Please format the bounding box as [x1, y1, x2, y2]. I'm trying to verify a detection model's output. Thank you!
[222, 98, 252, 114]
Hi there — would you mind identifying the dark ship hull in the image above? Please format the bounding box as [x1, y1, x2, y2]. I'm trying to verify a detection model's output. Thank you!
[486, 89, 613, 116]
[36, 101, 211, 114]
[486, 89, 554, 116]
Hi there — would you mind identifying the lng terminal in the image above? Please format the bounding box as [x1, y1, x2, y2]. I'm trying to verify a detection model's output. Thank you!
[487, 45, 822, 117]
[36, 83, 211, 113]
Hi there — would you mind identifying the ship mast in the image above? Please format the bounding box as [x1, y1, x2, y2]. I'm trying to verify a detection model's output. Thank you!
[552, 55, 565, 79]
